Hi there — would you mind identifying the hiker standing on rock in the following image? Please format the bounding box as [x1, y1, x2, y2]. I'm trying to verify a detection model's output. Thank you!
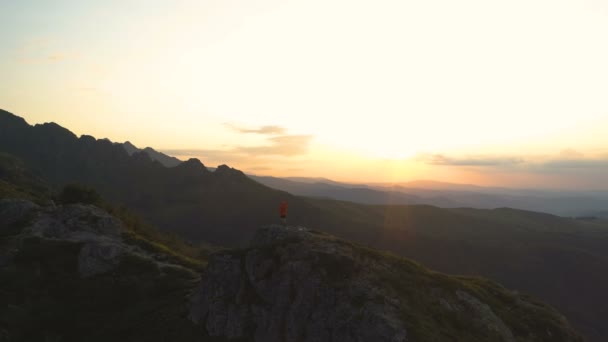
[280, 200, 288, 225]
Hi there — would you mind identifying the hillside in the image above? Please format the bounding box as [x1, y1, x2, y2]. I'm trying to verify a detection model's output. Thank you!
[308, 199, 608, 341]
[192, 225, 583, 342]
[0, 153, 51, 203]
[0, 196, 583, 341]
[250, 175, 437, 205]
[252, 176, 608, 217]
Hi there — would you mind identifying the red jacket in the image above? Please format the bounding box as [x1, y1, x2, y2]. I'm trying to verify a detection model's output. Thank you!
[279, 201, 288, 216]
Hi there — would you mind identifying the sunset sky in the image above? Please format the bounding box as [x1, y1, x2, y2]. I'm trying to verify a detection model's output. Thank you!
[1, 0, 608, 189]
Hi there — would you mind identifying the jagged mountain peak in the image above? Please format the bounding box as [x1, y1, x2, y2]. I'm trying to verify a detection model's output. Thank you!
[122, 141, 139, 155]
[33, 122, 78, 139]
[181, 157, 205, 167]
[0, 108, 28, 124]
[214, 164, 245, 177]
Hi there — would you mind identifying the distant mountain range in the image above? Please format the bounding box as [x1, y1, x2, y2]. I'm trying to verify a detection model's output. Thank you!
[1, 108, 608, 341]
[118, 140, 608, 218]
[125, 143, 608, 218]
[252, 176, 608, 218]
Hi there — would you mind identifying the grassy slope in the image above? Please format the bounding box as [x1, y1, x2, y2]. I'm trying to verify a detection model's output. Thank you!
[306, 199, 608, 341]
[0, 152, 51, 204]
[237, 230, 584, 342]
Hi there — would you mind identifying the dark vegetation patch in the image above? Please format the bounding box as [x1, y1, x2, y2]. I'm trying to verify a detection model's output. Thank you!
[0, 235, 215, 342]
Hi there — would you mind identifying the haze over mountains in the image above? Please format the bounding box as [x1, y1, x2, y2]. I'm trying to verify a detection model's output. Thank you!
[2, 109, 608, 341]
[251, 176, 608, 218]
[122, 141, 182, 168]
[121, 139, 608, 219]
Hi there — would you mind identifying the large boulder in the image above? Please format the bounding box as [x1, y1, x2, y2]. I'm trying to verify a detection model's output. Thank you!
[0, 199, 155, 278]
[0, 199, 39, 233]
[191, 226, 409, 342]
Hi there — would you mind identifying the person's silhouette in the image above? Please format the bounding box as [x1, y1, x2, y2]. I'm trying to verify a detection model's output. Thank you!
[279, 200, 288, 225]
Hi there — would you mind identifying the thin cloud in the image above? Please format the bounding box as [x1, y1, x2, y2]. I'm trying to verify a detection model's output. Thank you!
[539, 158, 608, 169]
[224, 123, 286, 135]
[559, 149, 584, 158]
[17, 51, 75, 64]
[420, 154, 525, 166]
[247, 166, 272, 171]
[162, 134, 313, 160]
[418, 152, 608, 173]
[47, 53, 67, 61]
[236, 135, 313, 156]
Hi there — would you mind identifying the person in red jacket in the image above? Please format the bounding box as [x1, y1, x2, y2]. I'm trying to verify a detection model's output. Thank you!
[279, 200, 288, 225]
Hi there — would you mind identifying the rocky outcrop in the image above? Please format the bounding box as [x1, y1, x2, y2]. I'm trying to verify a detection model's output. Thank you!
[0, 199, 39, 230]
[0, 197, 204, 341]
[191, 225, 408, 342]
[191, 225, 584, 342]
[0, 198, 173, 277]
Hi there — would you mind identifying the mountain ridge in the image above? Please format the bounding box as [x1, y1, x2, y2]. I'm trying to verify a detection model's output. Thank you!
[119, 141, 183, 167]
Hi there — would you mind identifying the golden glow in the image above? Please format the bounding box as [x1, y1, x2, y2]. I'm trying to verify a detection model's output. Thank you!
[1, 0, 608, 187]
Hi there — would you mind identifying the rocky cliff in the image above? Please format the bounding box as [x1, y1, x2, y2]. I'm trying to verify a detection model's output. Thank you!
[191, 225, 584, 342]
[0, 198, 205, 341]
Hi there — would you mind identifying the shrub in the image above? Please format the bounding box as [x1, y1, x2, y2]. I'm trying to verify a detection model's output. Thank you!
[58, 184, 102, 205]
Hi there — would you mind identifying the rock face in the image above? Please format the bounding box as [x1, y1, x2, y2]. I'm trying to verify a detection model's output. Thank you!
[0, 197, 205, 341]
[191, 225, 584, 342]
[191, 225, 407, 342]
[1, 198, 158, 277]
[0, 199, 39, 230]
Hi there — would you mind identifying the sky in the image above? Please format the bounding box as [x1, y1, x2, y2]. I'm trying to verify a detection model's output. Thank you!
[1, 0, 608, 189]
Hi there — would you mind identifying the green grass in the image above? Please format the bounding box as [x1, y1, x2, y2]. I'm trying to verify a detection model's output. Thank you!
[104, 204, 212, 269]
[0, 152, 51, 204]
[257, 233, 584, 342]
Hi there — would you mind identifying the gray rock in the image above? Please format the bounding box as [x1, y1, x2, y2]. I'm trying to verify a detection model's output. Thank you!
[78, 240, 127, 277]
[250, 224, 311, 247]
[456, 290, 516, 342]
[0, 199, 39, 233]
[26, 204, 123, 241]
[191, 225, 408, 342]
[2, 199, 166, 278]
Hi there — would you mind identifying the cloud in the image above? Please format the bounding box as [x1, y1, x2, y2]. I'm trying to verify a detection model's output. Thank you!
[47, 53, 67, 61]
[419, 154, 525, 166]
[162, 123, 311, 170]
[539, 158, 608, 169]
[224, 123, 286, 135]
[17, 51, 75, 64]
[247, 166, 272, 171]
[418, 152, 608, 175]
[162, 134, 313, 160]
[559, 149, 584, 158]
[236, 135, 313, 156]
